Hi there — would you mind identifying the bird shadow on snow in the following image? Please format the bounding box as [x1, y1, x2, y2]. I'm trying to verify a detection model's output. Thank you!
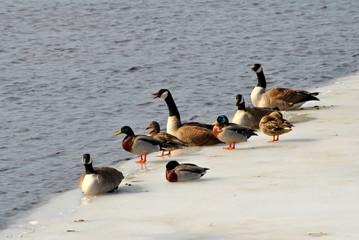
[277, 138, 318, 143]
[116, 183, 147, 194]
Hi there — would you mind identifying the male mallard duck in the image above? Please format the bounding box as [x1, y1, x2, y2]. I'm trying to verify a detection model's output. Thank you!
[144, 121, 188, 157]
[165, 160, 209, 182]
[114, 126, 167, 164]
[259, 111, 293, 142]
[232, 94, 279, 129]
[251, 63, 319, 110]
[153, 89, 222, 146]
[212, 115, 257, 150]
[78, 154, 124, 195]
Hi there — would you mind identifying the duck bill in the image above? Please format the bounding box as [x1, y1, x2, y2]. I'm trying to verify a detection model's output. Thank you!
[114, 130, 122, 136]
[212, 121, 219, 126]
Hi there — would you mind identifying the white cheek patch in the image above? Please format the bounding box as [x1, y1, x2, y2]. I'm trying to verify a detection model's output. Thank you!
[161, 91, 169, 99]
[82, 157, 92, 164]
[239, 97, 244, 104]
[255, 66, 262, 73]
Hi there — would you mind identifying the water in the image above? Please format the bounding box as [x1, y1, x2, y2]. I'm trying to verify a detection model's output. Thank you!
[0, 0, 358, 229]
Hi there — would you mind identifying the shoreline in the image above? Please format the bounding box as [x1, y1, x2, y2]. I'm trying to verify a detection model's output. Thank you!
[2, 72, 359, 240]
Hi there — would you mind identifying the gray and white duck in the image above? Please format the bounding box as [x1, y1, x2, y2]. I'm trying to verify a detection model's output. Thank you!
[212, 115, 257, 150]
[165, 160, 209, 182]
[114, 126, 167, 164]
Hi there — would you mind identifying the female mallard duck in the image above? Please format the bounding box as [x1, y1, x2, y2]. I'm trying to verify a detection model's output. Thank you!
[165, 160, 209, 182]
[232, 94, 279, 129]
[114, 126, 167, 164]
[144, 121, 188, 157]
[212, 115, 257, 150]
[259, 111, 293, 142]
[79, 154, 124, 195]
[153, 89, 222, 146]
[251, 63, 319, 110]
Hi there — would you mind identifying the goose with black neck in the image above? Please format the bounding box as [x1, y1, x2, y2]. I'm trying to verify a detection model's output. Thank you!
[251, 63, 319, 110]
[153, 89, 222, 146]
[232, 94, 279, 129]
[78, 153, 124, 195]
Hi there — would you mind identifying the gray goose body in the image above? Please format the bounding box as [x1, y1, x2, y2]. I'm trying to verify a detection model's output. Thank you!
[79, 154, 124, 195]
[232, 94, 279, 129]
[251, 64, 319, 110]
[153, 89, 222, 146]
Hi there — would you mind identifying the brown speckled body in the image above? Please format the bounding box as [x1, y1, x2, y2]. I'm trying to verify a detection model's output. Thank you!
[259, 111, 293, 141]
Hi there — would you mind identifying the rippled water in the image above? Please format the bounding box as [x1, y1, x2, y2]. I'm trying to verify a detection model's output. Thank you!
[0, 0, 358, 229]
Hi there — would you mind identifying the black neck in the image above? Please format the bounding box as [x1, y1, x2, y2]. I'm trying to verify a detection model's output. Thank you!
[256, 70, 266, 88]
[237, 101, 246, 111]
[165, 92, 181, 120]
[85, 163, 96, 174]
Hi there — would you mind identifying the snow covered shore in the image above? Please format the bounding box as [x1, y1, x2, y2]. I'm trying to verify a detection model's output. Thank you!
[2, 73, 359, 240]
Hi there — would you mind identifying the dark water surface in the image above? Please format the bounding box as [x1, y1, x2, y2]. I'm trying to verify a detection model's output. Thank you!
[0, 0, 358, 229]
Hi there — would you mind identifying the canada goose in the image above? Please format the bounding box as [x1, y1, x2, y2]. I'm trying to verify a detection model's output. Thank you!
[165, 160, 209, 182]
[144, 121, 188, 156]
[212, 115, 257, 150]
[251, 63, 319, 110]
[153, 89, 222, 146]
[259, 111, 293, 142]
[232, 94, 279, 129]
[114, 126, 167, 164]
[79, 153, 124, 195]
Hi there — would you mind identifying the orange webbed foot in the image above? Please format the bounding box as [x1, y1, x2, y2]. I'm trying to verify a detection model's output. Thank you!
[155, 151, 171, 157]
[135, 159, 146, 164]
[267, 136, 278, 142]
[223, 146, 235, 150]
[223, 143, 235, 150]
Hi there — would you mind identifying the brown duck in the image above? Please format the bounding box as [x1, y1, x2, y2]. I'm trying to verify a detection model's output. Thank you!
[259, 111, 293, 142]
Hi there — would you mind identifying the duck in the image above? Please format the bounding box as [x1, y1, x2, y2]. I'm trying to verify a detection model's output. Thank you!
[153, 89, 222, 146]
[144, 121, 188, 157]
[259, 111, 293, 142]
[78, 153, 124, 195]
[165, 160, 209, 182]
[251, 63, 319, 110]
[232, 94, 279, 129]
[212, 115, 257, 150]
[114, 126, 167, 164]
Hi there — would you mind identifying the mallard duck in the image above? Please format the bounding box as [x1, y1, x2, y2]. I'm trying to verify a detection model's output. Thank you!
[144, 121, 188, 157]
[212, 115, 257, 150]
[259, 111, 293, 142]
[232, 94, 279, 129]
[251, 63, 319, 110]
[153, 89, 222, 146]
[114, 126, 167, 164]
[78, 154, 124, 195]
[165, 160, 209, 182]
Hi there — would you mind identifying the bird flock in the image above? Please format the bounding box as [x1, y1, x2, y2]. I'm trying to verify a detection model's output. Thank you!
[79, 63, 320, 195]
